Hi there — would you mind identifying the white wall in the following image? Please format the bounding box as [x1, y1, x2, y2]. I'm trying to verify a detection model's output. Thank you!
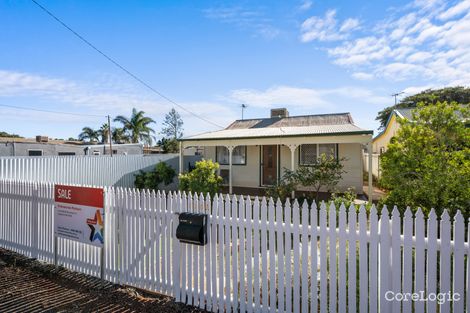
[0, 154, 199, 187]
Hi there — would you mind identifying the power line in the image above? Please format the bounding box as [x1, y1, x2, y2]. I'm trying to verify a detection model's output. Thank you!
[30, 0, 224, 129]
[0, 103, 104, 118]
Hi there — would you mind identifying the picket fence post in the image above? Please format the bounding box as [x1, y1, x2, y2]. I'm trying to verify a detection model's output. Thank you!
[1, 179, 470, 313]
[30, 182, 39, 259]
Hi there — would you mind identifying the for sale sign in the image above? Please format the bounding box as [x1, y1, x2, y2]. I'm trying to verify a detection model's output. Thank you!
[54, 185, 104, 247]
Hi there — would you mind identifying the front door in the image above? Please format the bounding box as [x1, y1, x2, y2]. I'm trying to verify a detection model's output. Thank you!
[262, 145, 278, 186]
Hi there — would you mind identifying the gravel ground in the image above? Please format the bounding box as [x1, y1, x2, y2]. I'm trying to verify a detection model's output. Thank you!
[0, 248, 207, 313]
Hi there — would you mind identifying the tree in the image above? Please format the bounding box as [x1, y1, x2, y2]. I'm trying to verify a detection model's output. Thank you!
[134, 162, 176, 190]
[179, 159, 223, 197]
[111, 127, 130, 144]
[0, 131, 22, 138]
[97, 123, 110, 144]
[380, 102, 470, 218]
[114, 108, 156, 145]
[157, 137, 179, 153]
[161, 108, 183, 139]
[376, 87, 470, 129]
[284, 153, 346, 203]
[78, 127, 99, 142]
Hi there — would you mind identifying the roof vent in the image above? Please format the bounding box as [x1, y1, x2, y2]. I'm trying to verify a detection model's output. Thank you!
[271, 108, 289, 118]
[36, 135, 49, 143]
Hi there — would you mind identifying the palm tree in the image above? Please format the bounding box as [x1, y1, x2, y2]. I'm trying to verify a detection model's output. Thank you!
[114, 108, 156, 145]
[97, 123, 110, 144]
[112, 127, 130, 144]
[78, 127, 99, 142]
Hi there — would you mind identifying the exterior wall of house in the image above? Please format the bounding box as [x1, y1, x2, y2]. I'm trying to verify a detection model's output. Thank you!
[372, 114, 400, 153]
[337, 143, 363, 193]
[203, 142, 364, 194]
[204, 145, 261, 187]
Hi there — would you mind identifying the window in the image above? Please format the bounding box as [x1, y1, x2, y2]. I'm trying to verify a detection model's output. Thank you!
[300, 144, 317, 165]
[300, 144, 337, 165]
[318, 143, 336, 159]
[216, 146, 247, 165]
[58, 152, 75, 156]
[28, 150, 42, 156]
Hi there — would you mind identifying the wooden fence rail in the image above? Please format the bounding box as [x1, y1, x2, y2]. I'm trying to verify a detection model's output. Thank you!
[0, 179, 468, 313]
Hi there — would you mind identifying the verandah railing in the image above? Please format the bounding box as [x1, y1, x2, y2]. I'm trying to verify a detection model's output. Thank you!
[0, 179, 468, 313]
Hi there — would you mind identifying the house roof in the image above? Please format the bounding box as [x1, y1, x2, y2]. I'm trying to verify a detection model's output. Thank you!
[372, 108, 414, 142]
[182, 112, 373, 141]
[394, 108, 413, 120]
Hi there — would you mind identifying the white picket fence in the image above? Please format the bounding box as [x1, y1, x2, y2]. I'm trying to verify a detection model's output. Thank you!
[0, 179, 468, 313]
[0, 154, 178, 187]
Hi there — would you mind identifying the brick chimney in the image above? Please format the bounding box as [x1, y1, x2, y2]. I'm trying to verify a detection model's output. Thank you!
[36, 135, 49, 143]
[270, 108, 289, 118]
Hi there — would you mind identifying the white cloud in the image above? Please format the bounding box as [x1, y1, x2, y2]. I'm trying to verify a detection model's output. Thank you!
[351, 72, 374, 80]
[203, 7, 281, 39]
[402, 85, 435, 95]
[226, 85, 390, 110]
[228, 86, 329, 108]
[0, 69, 233, 135]
[439, 0, 470, 20]
[309, 1, 470, 85]
[340, 18, 361, 32]
[299, 0, 313, 11]
[300, 10, 360, 42]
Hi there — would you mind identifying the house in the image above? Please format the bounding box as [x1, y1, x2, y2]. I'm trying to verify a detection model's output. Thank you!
[0, 136, 144, 156]
[372, 108, 413, 154]
[179, 108, 374, 199]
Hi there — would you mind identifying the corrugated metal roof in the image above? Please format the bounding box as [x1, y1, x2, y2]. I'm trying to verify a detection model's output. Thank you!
[184, 123, 371, 141]
[226, 112, 354, 129]
[394, 108, 414, 120]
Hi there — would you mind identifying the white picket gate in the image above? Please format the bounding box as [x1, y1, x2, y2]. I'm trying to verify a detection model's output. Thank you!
[0, 179, 468, 313]
[0, 154, 178, 187]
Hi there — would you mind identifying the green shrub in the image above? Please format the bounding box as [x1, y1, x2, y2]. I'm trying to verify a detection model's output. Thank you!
[265, 179, 295, 203]
[330, 187, 357, 209]
[179, 159, 222, 196]
[134, 162, 176, 190]
[284, 153, 346, 203]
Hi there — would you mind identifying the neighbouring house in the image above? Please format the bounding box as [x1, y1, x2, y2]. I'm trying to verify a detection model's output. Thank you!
[179, 108, 374, 198]
[0, 136, 144, 156]
[372, 108, 413, 154]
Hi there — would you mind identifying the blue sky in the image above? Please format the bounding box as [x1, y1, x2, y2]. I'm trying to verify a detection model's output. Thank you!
[1, 0, 469, 139]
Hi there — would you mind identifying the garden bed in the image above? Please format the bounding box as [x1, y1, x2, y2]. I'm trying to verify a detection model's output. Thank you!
[0, 248, 206, 313]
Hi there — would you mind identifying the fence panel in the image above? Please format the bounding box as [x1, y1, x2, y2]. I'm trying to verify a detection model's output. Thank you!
[0, 179, 469, 313]
[0, 154, 181, 187]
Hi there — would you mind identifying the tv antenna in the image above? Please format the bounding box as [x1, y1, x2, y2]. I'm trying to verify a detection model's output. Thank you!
[241, 104, 247, 120]
[391, 91, 404, 105]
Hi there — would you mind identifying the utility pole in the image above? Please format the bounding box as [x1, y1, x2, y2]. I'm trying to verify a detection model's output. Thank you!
[107, 115, 113, 157]
[241, 104, 247, 120]
[391, 91, 404, 105]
